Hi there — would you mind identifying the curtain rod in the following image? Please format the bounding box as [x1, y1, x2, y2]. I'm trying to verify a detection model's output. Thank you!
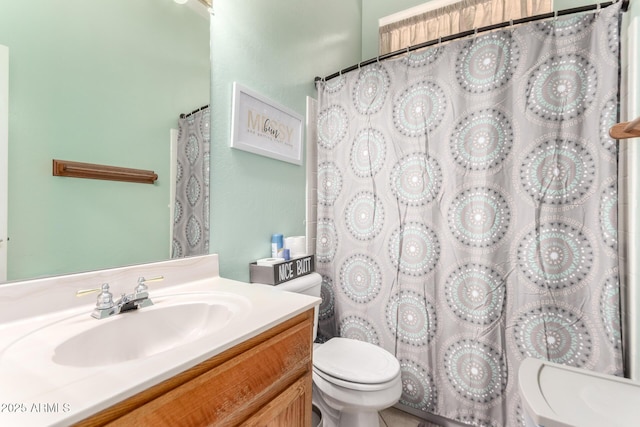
[315, 0, 629, 83]
[180, 104, 209, 119]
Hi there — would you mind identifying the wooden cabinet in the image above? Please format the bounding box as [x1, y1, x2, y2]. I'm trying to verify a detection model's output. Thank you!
[75, 309, 314, 427]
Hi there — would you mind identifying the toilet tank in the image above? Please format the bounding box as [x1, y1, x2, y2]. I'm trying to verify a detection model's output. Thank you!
[274, 273, 322, 341]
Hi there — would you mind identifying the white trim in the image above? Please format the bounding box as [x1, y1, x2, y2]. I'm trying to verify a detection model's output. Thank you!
[169, 128, 178, 258]
[626, 13, 640, 381]
[305, 97, 318, 256]
[0, 45, 8, 282]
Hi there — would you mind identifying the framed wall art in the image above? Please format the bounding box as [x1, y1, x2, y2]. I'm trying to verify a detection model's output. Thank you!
[230, 82, 303, 165]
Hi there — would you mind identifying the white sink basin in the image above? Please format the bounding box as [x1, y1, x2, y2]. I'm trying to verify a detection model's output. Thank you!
[4, 292, 251, 368]
[0, 255, 321, 427]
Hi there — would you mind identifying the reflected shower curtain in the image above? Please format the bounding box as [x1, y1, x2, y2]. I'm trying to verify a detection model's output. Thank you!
[316, 4, 623, 426]
[172, 107, 210, 258]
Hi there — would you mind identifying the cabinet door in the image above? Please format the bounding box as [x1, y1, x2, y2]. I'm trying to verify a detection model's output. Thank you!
[243, 374, 312, 427]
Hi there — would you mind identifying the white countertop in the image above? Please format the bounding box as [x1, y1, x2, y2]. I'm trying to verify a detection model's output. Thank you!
[0, 255, 320, 426]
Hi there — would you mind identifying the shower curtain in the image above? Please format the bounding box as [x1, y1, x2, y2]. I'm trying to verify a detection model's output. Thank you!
[172, 107, 210, 258]
[316, 4, 623, 426]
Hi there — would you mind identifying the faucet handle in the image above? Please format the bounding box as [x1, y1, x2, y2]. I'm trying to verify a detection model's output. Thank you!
[76, 283, 109, 297]
[134, 275, 164, 293]
[76, 283, 114, 309]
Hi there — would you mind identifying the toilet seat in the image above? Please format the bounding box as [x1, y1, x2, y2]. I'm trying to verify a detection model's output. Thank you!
[313, 366, 400, 391]
[313, 338, 401, 391]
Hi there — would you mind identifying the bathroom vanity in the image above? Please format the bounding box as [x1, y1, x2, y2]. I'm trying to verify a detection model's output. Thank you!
[0, 255, 319, 426]
[80, 310, 314, 426]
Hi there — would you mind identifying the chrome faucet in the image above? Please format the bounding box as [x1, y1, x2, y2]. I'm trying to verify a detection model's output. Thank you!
[77, 276, 164, 319]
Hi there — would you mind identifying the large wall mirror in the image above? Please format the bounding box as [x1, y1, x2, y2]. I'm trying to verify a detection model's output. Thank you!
[0, 0, 210, 283]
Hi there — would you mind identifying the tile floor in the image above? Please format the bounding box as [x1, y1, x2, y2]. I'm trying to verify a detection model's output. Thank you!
[379, 407, 441, 427]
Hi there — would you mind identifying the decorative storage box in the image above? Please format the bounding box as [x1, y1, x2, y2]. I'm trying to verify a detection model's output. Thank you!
[249, 255, 315, 285]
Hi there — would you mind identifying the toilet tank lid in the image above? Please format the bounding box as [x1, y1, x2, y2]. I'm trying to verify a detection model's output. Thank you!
[275, 272, 322, 293]
[314, 338, 400, 384]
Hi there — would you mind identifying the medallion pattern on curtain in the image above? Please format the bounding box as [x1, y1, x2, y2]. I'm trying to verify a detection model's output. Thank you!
[316, 4, 622, 426]
[172, 107, 210, 258]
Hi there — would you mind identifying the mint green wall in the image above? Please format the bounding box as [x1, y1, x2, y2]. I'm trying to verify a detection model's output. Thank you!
[0, 0, 210, 281]
[210, 0, 362, 281]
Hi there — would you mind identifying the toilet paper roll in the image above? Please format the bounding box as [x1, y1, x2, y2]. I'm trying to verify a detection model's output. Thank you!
[256, 257, 284, 266]
[284, 236, 306, 258]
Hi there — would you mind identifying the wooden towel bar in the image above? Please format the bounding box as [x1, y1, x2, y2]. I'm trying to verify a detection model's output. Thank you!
[610, 116, 640, 140]
[52, 159, 158, 184]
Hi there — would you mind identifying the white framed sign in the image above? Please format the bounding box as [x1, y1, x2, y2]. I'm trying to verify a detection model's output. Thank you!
[230, 82, 303, 165]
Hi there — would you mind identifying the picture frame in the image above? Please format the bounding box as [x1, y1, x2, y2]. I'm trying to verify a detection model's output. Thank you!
[230, 82, 303, 165]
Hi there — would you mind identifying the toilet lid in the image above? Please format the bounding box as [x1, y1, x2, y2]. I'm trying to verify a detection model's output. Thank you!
[313, 338, 400, 384]
[519, 358, 640, 427]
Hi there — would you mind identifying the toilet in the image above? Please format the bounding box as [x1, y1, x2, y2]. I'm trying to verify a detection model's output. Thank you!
[519, 357, 640, 427]
[273, 273, 402, 427]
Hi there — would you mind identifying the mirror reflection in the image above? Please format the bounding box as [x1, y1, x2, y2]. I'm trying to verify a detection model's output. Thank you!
[0, 0, 210, 282]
